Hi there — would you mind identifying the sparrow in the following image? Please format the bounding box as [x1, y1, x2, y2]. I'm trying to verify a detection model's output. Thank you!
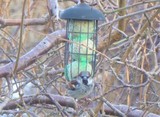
[67, 71, 94, 99]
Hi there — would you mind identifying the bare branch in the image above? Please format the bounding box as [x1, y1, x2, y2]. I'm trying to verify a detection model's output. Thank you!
[2, 95, 160, 117]
[0, 16, 50, 28]
[0, 30, 66, 78]
[104, 104, 160, 117]
[2, 94, 76, 110]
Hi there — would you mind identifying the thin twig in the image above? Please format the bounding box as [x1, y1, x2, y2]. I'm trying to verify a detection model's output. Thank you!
[102, 98, 127, 117]
[13, 0, 27, 74]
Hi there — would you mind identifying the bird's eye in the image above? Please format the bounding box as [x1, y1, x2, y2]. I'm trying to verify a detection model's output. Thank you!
[81, 76, 84, 78]
[80, 75, 86, 79]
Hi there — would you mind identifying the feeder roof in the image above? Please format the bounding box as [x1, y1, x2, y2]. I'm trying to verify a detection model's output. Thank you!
[60, 3, 105, 21]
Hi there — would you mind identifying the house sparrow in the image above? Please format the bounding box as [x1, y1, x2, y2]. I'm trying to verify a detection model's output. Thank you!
[67, 71, 94, 99]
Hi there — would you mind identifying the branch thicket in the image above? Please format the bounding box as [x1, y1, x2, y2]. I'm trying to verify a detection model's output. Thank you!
[0, 0, 160, 116]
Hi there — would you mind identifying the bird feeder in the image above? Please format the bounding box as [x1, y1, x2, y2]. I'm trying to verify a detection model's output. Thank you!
[60, 3, 105, 81]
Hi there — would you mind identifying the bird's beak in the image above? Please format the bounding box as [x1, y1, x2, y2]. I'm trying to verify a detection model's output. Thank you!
[83, 76, 88, 80]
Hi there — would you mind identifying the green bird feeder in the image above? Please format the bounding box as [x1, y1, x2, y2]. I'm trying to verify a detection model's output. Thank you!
[60, 2, 105, 81]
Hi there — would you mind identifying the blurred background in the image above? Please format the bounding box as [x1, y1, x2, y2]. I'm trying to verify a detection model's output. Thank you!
[0, 0, 160, 116]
